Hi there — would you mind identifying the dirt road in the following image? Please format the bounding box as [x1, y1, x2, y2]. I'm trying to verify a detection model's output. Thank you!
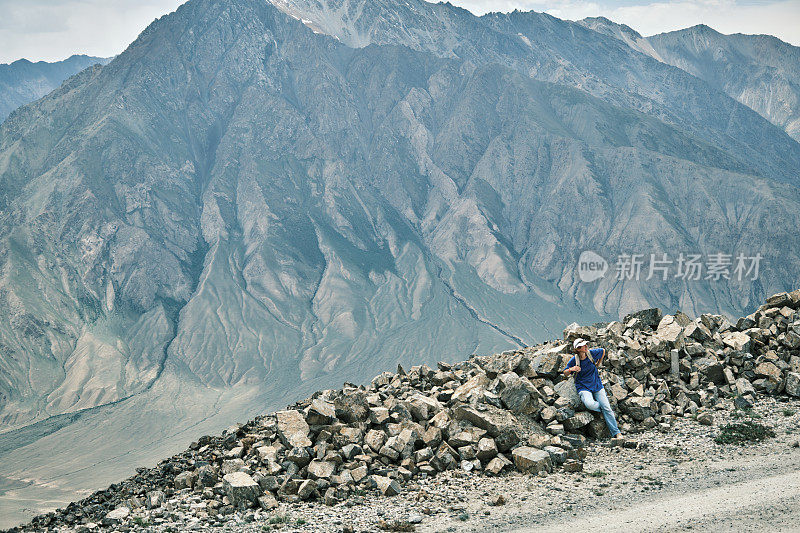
[420, 398, 800, 533]
[521, 457, 800, 532]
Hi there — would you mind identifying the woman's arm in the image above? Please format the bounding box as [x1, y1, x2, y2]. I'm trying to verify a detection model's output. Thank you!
[596, 348, 606, 366]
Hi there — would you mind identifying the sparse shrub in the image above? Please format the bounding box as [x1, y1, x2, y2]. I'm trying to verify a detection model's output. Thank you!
[715, 421, 775, 444]
[268, 513, 289, 525]
[131, 516, 150, 527]
[783, 408, 796, 417]
[588, 470, 606, 478]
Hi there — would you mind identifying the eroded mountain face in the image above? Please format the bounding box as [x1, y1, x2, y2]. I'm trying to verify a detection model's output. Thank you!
[0, 1, 799, 518]
[580, 17, 800, 142]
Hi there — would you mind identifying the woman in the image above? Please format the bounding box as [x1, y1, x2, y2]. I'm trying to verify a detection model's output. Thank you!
[562, 338, 622, 438]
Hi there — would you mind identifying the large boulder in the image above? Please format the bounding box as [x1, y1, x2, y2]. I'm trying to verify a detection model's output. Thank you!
[223, 472, 262, 508]
[498, 372, 539, 414]
[735, 378, 756, 397]
[529, 345, 570, 377]
[563, 411, 594, 431]
[485, 454, 512, 476]
[785, 372, 800, 397]
[722, 331, 751, 352]
[334, 390, 370, 422]
[695, 357, 726, 386]
[585, 416, 611, 439]
[655, 315, 684, 345]
[766, 292, 792, 308]
[305, 399, 336, 425]
[276, 410, 312, 448]
[622, 308, 662, 329]
[370, 475, 401, 496]
[754, 362, 782, 383]
[307, 460, 336, 479]
[476, 437, 498, 460]
[554, 378, 581, 409]
[563, 322, 596, 341]
[405, 394, 442, 421]
[451, 373, 489, 402]
[621, 396, 652, 421]
[453, 405, 522, 451]
[104, 507, 130, 522]
[782, 331, 800, 350]
[512, 447, 552, 474]
[173, 470, 197, 490]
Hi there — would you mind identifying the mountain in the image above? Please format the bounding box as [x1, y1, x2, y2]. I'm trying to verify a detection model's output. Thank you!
[1, 0, 800, 526]
[0, 55, 110, 123]
[580, 17, 800, 142]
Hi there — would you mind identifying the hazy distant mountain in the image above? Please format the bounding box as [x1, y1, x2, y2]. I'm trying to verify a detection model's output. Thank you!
[1, 0, 799, 526]
[0, 54, 110, 122]
[580, 17, 800, 141]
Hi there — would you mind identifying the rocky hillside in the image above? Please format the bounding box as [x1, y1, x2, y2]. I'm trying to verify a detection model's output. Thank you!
[6, 288, 799, 532]
[0, 55, 109, 122]
[2, 0, 800, 525]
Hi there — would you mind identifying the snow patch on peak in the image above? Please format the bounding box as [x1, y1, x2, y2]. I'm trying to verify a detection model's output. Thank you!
[268, 0, 374, 47]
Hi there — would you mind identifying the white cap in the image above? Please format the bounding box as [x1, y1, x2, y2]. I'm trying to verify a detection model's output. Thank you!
[573, 338, 588, 350]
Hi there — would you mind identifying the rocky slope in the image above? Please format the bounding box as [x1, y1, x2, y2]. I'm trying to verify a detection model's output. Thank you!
[5, 288, 799, 532]
[579, 17, 800, 142]
[0, 55, 109, 123]
[2, 0, 800, 525]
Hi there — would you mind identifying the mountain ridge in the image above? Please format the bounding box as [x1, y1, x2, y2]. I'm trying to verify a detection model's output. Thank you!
[0, 54, 110, 123]
[579, 16, 800, 142]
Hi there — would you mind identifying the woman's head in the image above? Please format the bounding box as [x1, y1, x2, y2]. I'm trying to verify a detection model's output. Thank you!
[573, 338, 588, 354]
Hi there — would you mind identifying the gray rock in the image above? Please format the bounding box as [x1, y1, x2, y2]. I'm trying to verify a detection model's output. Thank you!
[512, 446, 553, 474]
[370, 475, 401, 496]
[622, 396, 652, 421]
[258, 493, 279, 511]
[223, 472, 262, 508]
[174, 470, 197, 490]
[785, 372, 800, 397]
[297, 479, 317, 500]
[563, 411, 594, 431]
[276, 410, 312, 448]
[307, 460, 336, 479]
[622, 308, 662, 329]
[554, 378, 582, 409]
[146, 490, 165, 509]
[476, 437, 498, 460]
[485, 454, 512, 476]
[722, 332, 752, 352]
[453, 405, 522, 451]
[104, 506, 130, 523]
[305, 399, 336, 425]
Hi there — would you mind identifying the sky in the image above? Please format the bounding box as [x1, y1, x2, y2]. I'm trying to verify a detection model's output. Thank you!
[0, 0, 798, 64]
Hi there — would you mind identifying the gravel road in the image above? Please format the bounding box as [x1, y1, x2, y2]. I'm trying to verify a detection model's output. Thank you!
[419, 396, 800, 533]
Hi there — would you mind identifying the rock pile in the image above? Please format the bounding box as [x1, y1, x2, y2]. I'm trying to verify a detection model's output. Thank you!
[8, 289, 800, 532]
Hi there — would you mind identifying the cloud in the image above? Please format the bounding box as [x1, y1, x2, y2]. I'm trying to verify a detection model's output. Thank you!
[0, 0, 185, 63]
[606, 0, 800, 44]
